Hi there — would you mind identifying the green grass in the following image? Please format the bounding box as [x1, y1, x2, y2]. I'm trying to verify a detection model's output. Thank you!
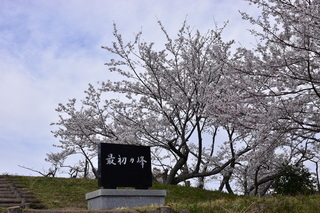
[6, 176, 320, 212]
[7, 176, 97, 209]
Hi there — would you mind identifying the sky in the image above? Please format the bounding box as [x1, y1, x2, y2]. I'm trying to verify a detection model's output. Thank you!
[0, 0, 258, 178]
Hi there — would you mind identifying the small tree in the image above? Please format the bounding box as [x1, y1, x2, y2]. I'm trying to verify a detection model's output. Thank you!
[271, 164, 316, 195]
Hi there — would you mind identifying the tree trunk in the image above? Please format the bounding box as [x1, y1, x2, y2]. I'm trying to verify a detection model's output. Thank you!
[84, 160, 88, 178]
[315, 161, 320, 192]
[197, 176, 205, 189]
[165, 155, 188, 185]
[219, 173, 234, 194]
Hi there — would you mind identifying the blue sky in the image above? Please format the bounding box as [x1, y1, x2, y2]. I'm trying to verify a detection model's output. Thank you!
[0, 0, 257, 178]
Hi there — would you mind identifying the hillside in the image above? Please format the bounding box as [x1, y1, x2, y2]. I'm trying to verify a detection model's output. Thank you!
[3, 176, 320, 212]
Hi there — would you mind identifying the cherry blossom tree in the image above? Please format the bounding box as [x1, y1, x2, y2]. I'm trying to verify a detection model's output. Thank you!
[239, 0, 320, 143]
[48, 0, 320, 192]
[98, 21, 244, 185]
[49, 20, 258, 185]
[223, 0, 320, 194]
[50, 84, 117, 178]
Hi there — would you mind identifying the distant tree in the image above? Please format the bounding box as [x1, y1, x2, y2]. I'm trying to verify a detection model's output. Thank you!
[271, 164, 316, 195]
[233, 143, 302, 196]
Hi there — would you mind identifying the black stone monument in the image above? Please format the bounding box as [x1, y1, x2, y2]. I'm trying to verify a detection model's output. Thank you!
[98, 143, 152, 189]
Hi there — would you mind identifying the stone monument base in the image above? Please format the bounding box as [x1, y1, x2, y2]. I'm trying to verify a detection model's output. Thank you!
[85, 189, 166, 210]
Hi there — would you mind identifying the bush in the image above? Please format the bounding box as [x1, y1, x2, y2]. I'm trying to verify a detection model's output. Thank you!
[271, 164, 316, 196]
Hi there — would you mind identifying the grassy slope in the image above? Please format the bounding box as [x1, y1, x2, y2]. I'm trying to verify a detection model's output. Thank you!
[7, 176, 320, 212]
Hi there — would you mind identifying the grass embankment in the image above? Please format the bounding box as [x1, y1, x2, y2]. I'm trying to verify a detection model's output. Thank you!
[7, 176, 320, 212]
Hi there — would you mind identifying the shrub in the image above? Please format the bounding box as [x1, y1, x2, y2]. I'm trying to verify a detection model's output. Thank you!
[271, 164, 316, 195]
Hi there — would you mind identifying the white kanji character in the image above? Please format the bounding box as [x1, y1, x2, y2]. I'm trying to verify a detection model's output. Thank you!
[106, 153, 116, 165]
[118, 155, 127, 165]
[137, 156, 147, 168]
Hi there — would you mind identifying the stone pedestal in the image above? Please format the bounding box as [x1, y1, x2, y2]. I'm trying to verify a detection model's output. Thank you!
[85, 189, 166, 210]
